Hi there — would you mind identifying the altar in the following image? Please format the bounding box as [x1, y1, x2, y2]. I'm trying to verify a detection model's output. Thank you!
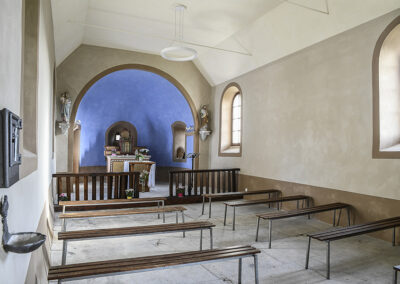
[106, 155, 156, 189]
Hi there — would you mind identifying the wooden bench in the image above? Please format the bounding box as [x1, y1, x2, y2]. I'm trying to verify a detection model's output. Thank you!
[394, 265, 400, 283]
[224, 195, 310, 230]
[305, 216, 400, 279]
[48, 245, 261, 283]
[202, 189, 280, 218]
[58, 222, 216, 266]
[255, 203, 350, 248]
[60, 197, 167, 221]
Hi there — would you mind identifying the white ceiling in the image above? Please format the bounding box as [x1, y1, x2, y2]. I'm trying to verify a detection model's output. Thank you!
[52, 0, 400, 86]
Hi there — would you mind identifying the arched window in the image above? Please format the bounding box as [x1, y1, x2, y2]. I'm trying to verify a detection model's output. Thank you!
[373, 16, 400, 158]
[219, 83, 242, 157]
[231, 93, 242, 145]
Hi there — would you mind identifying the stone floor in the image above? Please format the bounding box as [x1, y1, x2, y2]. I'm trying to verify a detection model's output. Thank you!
[51, 202, 399, 283]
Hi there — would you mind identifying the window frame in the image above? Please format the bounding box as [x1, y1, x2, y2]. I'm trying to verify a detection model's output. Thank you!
[231, 92, 242, 146]
[218, 82, 243, 157]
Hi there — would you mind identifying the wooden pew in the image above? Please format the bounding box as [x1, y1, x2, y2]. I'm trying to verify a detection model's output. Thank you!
[48, 245, 261, 283]
[58, 221, 216, 266]
[224, 195, 310, 230]
[201, 189, 280, 218]
[305, 216, 400, 279]
[255, 203, 350, 248]
[60, 198, 167, 221]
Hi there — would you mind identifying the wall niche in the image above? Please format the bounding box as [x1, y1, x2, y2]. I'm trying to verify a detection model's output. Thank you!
[171, 121, 187, 162]
[105, 121, 137, 154]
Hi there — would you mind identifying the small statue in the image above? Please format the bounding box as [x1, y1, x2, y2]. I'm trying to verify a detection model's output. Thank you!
[60, 92, 72, 123]
[200, 105, 209, 131]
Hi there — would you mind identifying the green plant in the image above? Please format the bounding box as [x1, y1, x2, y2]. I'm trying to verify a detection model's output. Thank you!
[125, 189, 134, 197]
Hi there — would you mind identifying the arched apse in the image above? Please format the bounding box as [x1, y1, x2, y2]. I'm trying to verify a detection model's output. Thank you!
[75, 69, 195, 168]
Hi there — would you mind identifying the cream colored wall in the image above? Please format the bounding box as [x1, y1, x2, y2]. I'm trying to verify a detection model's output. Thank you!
[55, 45, 212, 172]
[0, 0, 55, 283]
[210, 10, 400, 201]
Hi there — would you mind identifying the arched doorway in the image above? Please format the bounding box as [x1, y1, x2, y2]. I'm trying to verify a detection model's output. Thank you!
[70, 65, 199, 173]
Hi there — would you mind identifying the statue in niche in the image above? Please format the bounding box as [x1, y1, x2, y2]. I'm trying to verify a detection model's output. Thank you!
[60, 92, 72, 123]
[199, 105, 209, 131]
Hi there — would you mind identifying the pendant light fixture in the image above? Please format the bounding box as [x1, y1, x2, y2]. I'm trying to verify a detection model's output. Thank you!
[161, 4, 197, 62]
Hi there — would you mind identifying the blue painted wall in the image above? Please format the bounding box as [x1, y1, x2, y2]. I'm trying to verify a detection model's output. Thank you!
[76, 69, 194, 168]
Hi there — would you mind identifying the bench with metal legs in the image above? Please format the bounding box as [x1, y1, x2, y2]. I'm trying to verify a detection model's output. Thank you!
[305, 216, 400, 279]
[48, 245, 261, 283]
[223, 195, 309, 231]
[58, 221, 216, 269]
[255, 203, 350, 248]
[394, 265, 400, 284]
[201, 189, 280, 218]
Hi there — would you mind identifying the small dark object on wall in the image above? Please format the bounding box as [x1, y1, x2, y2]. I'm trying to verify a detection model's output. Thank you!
[0, 108, 22, 188]
[1, 196, 46, 253]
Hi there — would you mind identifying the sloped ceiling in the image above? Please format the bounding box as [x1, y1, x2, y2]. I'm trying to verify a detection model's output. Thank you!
[52, 0, 400, 86]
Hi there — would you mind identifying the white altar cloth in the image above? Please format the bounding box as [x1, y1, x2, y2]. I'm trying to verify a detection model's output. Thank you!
[123, 161, 156, 188]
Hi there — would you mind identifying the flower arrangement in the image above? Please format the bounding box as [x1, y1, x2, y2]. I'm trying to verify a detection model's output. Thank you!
[125, 188, 134, 199]
[59, 193, 69, 201]
[176, 188, 185, 198]
[139, 170, 149, 192]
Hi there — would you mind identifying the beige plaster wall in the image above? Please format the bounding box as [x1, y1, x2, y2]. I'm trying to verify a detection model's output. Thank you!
[56, 45, 212, 172]
[209, 10, 400, 201]
[0, 0, 55, 283]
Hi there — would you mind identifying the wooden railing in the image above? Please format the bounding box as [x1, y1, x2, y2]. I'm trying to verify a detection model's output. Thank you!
[169, 168, 240, 197]
[53, 172, 140, 203]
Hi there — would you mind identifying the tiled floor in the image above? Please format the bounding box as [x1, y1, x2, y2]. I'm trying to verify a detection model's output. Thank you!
[51, 202, 399, 283]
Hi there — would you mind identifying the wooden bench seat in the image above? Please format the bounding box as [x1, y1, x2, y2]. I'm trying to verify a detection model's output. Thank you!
[224, 195, 310, 230]
[58, 222, 216, 266]
[255, 203, 350, 248]
[201, 189, 280, 218]
[305, 216, 400, 279]
[59, 206, 186, 219]
[59, 197, 167, 206]
[48, 245, 261, 283]
[60, 197, 168, 221]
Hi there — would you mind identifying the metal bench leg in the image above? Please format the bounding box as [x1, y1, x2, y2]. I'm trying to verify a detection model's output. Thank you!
[157, 201, 160, 219]
[176, 211, 178, 224]
[233, 207, 236, 231]
[254, 254, 259, 284]
[307, 199, 311, 219]
[336, 209, 342, 226]
[238, 258, 242, 284]
[209, 197, 212, 218]
[224, 204, 228, 226]
[255, 217, 260, 241]
[332, 210, 336, 227]
[305, 236, 311, 269]
[181, 211, 185, 238]
[297, 200, 299, 209]
[210, 228, 213, 249]
[200, 229, 203, 250]
[394, 269, 398, 284]
[268, 193, 271, 208]
[347, 207, 351, 226]
[268, 220, 272, 249]
[326, 241, 331, 279]
[201, 196, 205, 215]
[393, 227, 396, 246]
[61, 218, 68, 268]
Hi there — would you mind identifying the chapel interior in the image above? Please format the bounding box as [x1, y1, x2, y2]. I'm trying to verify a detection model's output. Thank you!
[1, 1, 400, 283]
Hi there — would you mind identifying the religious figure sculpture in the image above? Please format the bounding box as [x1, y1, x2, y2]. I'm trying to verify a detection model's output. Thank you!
[58, 92, 72, 135]
[199, 105, 211, 141]
[200, 105, 209, 131]
[60, 92, 72, 123]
